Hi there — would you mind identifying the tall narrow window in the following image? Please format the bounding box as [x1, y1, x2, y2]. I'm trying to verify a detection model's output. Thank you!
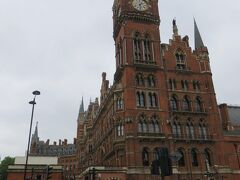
[199, 124, 207, 139]
[178, 149, 185, 167]
[182, 96, 191, 111]
[136, 92, 141, 107]
[172, 121, 181, 137]
[204, 149, 212, 166]
[136, 73, 144, 86]
[152, 116, 160, 133]
[116, 97, 123, 110]
[190, 123, 195, 139]
[136, 92, 145, 107]
[169, 79, 177, 90]
[138, 115, 147, 132]
[142, 148, 149, 166]
[140, 92, 145, 107]
[170, 96, 178, 111]
[148, 75, 155, 87]
[191, 149, 199, 167]
[181, 80, 188, 91]
[172, 122, 178, 136]
[193, 81, 200, 92]
[143, 34, 152, 62]
[148, 92, 157, 107]
[195, 97, 202, 112]
[134, 32, 142, 61]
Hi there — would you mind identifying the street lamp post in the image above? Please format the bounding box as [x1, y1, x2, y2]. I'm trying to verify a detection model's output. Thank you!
[23, 90, 41, 180]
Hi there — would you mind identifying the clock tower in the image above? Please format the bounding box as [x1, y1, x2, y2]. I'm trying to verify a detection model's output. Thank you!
[112, 0, 162, 72]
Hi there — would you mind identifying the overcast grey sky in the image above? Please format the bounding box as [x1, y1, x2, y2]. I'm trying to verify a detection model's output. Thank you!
[0, 0, 239, 159]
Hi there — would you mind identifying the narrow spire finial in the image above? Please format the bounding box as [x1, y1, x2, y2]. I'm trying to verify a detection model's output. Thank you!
[173, 18, 178, 36]
[194, 18, 205, 49]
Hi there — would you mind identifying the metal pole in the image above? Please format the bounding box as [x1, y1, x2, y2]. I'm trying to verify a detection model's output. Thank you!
[23, 97, 36, 180]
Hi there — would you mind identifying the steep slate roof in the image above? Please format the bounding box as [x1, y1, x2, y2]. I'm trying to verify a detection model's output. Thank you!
[194, 19, 205, 49]
[228, 106, 240, 125]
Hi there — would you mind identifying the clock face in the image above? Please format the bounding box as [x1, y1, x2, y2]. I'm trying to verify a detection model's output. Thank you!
[132, 0, 149, 11]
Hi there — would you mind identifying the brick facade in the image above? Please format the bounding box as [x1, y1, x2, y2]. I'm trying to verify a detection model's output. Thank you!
[74, 0, 240, 180]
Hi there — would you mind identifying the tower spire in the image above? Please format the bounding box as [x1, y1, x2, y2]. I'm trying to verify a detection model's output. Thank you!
[194, 18, 205, 49]
[80, 97, 84, 113]
[34, 121, 38, 137]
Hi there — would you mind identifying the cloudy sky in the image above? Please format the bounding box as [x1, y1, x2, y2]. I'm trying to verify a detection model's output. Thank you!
[0, 0, 239, 159]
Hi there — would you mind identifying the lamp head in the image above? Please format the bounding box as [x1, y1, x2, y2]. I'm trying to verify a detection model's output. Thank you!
[32, 91, 40, 96]
[29, 101, 36, 105]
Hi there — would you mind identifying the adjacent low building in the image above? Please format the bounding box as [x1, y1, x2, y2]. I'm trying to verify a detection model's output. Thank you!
[7, 156, 63, 180]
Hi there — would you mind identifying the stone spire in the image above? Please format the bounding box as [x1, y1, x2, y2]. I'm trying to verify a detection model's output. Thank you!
[80, 97, 84, 113]
[31, 122, 39, 144]
[194, 19, 205, 49]
[77, 97, 85, 123]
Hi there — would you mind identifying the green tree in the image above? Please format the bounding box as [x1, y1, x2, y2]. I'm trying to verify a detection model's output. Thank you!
[0, 157, 15, 180]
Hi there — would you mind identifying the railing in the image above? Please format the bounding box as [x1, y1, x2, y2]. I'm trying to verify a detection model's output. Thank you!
[137, 132, 165, 138]
[171, 134, 213, 141]
[134, 59, 157, 65]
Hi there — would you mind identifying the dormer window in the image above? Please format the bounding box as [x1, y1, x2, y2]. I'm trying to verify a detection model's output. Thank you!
[175, 49, 186, 70]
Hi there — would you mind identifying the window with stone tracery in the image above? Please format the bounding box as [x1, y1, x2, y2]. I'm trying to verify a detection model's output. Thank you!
[175, 49, 186, 70]
[133, 32, 142, 61]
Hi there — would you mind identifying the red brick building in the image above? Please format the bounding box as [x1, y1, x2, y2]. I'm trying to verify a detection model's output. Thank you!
[74, 0, 240, 180]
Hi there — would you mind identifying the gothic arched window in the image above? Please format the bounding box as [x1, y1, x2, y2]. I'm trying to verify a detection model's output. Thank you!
[181, 80, 188, 91]
[148, 75, 155, 87]
[136, 91, 145, 107]
[143, 34, 152, 62]
[191, 149, 199, 167]
[204, 149, 212, 166]
[133, 32, 142, 61]
[148, 92, 157, 107]
[142, 148, 149, 166]
[195, 97, 202, 112]
[178, 149, 185, 167]
[193, 80, 201, 92]
[182, 96, 191, 111]
[138, 115, 147, 133]
[199, 123, 207, 139]
[136, 73, 144, 86]
[170, 95, 178, 111]
[152, 115, 160, 133]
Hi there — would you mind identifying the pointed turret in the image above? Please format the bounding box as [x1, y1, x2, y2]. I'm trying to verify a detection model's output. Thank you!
[194, 19, 205, 49]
